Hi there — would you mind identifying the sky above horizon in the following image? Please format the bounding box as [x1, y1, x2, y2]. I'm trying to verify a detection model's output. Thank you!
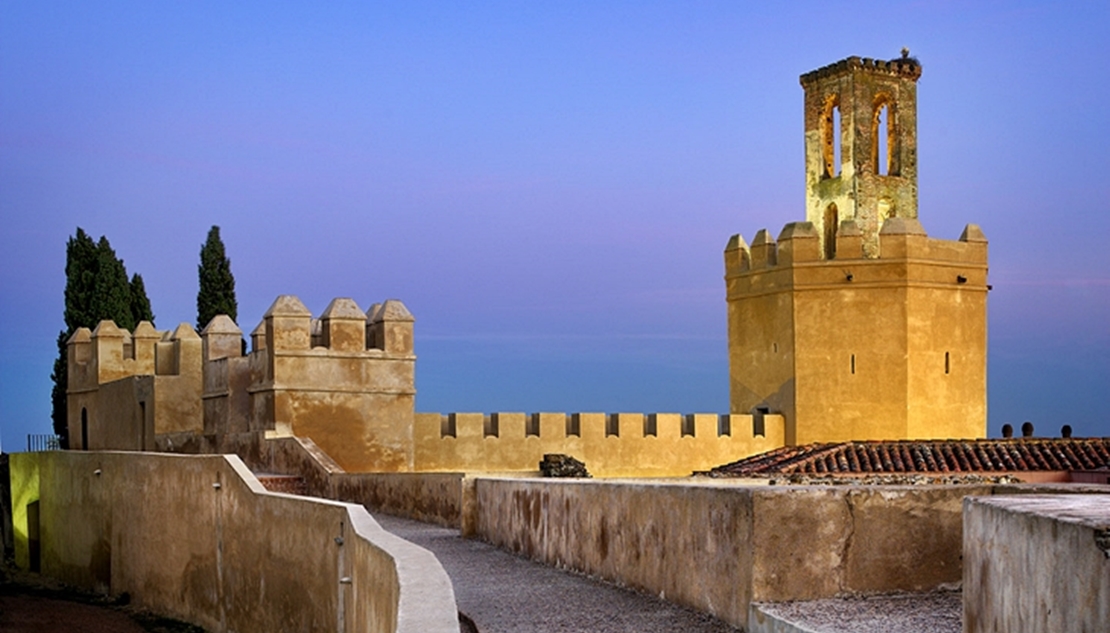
[2, 1, 1108, 450]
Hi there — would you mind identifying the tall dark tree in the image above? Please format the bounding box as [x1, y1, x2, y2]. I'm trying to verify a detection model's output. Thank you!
[92, 236, 135, 331]
[196, 226, 237, 330]
[50, 229, 150, 447]
[129, 273, 155, 326]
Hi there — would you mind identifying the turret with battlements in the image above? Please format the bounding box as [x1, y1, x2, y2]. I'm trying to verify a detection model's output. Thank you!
[726, 55, 988, 444]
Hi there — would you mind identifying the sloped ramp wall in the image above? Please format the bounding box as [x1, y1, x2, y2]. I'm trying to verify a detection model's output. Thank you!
[9, 451, 458, 633]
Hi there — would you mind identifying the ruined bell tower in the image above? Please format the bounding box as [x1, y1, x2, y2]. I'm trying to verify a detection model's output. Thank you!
[802, 54, 922, 259]
[725, 54, 988, 445]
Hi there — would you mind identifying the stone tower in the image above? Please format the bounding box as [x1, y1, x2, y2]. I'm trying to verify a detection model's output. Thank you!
[725, 54, 988, 444]
[802, 54, 922, 259]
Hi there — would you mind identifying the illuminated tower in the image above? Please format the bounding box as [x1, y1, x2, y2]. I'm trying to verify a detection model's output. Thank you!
[725, 55, 988, 444]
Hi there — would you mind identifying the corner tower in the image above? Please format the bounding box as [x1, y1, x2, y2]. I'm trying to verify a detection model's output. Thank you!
[725, 54, 987, 445]
[803, 54, 922, 259]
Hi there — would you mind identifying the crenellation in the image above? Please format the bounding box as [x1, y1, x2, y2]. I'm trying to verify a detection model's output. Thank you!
[370, 299, 415, 356]
[412, 411, 786, 476]
[835, 220, 864, 259]
[724, 233, 751, 274]
[131, 321, 159, 373]
[264, 295, 312, 352]
[776, 222, 820, 264]
[750, 229, 777, 268]
[320, 298, 367, 352]
[201, 315, 242, 362]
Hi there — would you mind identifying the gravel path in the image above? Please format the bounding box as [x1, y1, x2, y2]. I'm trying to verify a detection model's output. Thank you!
[755, 591, 962, 633]
[375, 514, 739, 633]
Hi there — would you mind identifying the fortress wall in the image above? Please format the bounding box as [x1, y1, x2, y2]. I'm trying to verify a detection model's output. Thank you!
[220, 433, 471, 530]
[963, 495, 1110, 633]
[8, 450, 458, 633]
[474, 478, 1110, 630]
[414, 412, 786, 477]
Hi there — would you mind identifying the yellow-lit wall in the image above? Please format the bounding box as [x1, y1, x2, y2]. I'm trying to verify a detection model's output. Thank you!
[726, 221, 987, 442]
[413, 412, 785, 477]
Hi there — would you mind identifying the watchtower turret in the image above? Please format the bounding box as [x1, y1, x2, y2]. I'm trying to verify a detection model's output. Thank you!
[801, 53, 922, 258]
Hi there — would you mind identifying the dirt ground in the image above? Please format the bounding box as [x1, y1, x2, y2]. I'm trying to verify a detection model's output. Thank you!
[0, 566, 206, 633]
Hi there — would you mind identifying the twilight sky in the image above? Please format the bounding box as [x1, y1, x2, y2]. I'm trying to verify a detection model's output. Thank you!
[2, 1, 1108, 450]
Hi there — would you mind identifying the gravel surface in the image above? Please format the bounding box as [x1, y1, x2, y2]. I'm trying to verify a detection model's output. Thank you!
[755, 590, 962, 633]
[375, 514, 740, 633]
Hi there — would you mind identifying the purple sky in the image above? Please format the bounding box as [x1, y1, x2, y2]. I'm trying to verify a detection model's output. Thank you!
[2, 2, 1108, 450]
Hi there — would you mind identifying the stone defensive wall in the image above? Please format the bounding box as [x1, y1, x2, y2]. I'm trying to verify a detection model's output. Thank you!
[724, 218, 988, 285]
[413, 411, 786, 477]
[472, 477, 1110, 631]
[963, 495, 1110, 633]
[9, 450, 458, 633]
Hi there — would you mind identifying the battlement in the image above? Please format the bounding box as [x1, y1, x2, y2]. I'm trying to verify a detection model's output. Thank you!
[414, 411, 785, 477]
[67, 320, 199, 392]
[255, 295, 414, 358]
[800, 54, 922, 86]
[725, 219, 988, 287]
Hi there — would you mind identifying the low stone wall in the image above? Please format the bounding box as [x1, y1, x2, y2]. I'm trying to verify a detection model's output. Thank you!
[9, 451, 458, 633]
[474, 477, 1110, 630]
[963, 495, 1110, 633]
[234, 434, 472, 529]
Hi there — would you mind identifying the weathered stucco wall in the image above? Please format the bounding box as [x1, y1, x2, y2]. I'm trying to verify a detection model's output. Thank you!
[964, 495, 1110, 633]
[9, 451, 458, 633]
[225, 434, 471, 529]
[474, 478, 1109, 630]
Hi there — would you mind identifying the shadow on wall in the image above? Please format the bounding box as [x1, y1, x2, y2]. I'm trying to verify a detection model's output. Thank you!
[8, 450, 459, 633]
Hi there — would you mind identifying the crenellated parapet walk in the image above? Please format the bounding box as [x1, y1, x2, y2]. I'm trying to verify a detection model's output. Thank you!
[413, 411, 785, 477]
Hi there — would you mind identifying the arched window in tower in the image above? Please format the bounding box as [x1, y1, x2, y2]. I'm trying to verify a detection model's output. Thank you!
[822, 94, 841, 178]
[871, 95, 895, 176]
[824, 203, 839, 260]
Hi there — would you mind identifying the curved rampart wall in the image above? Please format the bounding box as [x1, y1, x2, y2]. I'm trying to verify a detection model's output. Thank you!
[9, 451, 458, 633]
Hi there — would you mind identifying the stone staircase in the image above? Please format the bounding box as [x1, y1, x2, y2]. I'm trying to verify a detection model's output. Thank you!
[253, 472, 309, 496]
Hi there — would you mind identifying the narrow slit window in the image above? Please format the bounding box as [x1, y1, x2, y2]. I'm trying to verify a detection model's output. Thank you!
[850, 354, 856, 375]
[945, 352, 950, 375]
[876, 104, 889, 175]
[822, 94, 841, 178]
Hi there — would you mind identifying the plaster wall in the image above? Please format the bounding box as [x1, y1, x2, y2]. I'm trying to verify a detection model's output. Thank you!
[414, 412, 785, 477]
[473, 479, 1109, 630]
[963, 495, 1110, 633]
[8, 451, 458, 633]
[225, 433, 471, 530]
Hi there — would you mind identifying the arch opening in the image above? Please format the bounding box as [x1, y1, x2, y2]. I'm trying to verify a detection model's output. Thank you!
[871, 95, 897, 176]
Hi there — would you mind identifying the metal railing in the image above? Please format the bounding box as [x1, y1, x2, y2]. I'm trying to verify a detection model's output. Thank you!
[27, 434, 61, 452]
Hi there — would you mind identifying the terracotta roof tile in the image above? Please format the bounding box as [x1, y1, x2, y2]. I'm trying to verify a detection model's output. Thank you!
[706, 438, 1110, 477]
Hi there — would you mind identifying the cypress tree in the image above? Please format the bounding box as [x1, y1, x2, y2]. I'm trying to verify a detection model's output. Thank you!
[129, 273, 155, 326]
[197, 226, 237, 330]
[92, 236, 134, 331]
[50, 229, 150, 446]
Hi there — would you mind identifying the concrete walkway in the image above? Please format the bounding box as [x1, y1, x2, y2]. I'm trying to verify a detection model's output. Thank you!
[375, 514, 739, 633]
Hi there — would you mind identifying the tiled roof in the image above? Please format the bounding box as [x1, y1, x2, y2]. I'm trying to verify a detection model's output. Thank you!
[707, 438, 1110, 477]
